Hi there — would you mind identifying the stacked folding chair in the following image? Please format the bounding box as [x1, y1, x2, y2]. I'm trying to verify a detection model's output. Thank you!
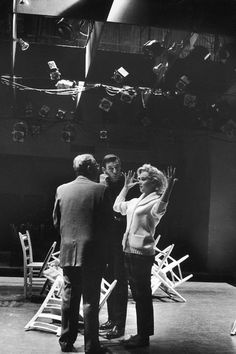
[151, 235, 193, 302]
[24, 275, 63, 334]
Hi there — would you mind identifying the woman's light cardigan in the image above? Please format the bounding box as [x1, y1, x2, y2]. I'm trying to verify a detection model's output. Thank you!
[113, 190, 168, 256]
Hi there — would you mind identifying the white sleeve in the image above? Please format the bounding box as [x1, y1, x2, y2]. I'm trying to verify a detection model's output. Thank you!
[151, 200, 168, 219]
[113, 190, 130, 215]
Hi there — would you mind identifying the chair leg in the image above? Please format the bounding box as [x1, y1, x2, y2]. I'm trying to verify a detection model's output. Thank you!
[40, 279, 50, 295]
[23, 269, 27, 299]
[28, 269, 33, 298]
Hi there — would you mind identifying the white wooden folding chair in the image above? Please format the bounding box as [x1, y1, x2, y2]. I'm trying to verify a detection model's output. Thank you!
[24, 273, 117, 335]
[151, 243, 174, 294]
[18, 230, 57, 298]
[153, 234, 161, 248]
[24, 275, 63, 334]
[99, 278, 117, 310]
[230, 320, 236, 335]
[151, 250, 193, 302]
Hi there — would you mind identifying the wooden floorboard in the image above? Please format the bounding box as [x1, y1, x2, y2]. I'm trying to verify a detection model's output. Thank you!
[0, 279, 236, 353]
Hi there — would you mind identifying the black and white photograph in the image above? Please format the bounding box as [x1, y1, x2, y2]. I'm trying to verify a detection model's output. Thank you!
[0, 1, 236, 353]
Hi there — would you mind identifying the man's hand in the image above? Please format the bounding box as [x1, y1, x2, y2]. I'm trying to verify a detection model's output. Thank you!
[99, 173, 109, 185]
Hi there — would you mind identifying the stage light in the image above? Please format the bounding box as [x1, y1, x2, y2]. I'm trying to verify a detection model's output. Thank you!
[25, 102, 33, 119]
[175, 75, 190, 95]
[67, 111, 75, 121]
[56, 18, 73, 40]
[99, 130, 108, 140]
[56, 109, 66, 120]
[142, 40, 164, 59]
[99, 97, 113, 112]
[48, 61, 61, 82]
[12, 121, 28, 143]
[184, 94, 197, 108]
[112, 67, 129, 84]
[120, 89, 137, 104]
[61, 123, 75, 143]
[17, 38, 29, 51]
[38, 105, 50, 118]
[218, 44, 231, 63]
[153, 62, 168, 77]
[30, 124, 41, 136]
[55, 79, 75, 90]
[220, 119, 236, 138]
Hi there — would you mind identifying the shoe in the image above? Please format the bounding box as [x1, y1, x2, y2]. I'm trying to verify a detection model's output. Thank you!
[160, 284, 175, 297]
[60, 344, 78, 352]
[105, 325, 125, 339]
[122, 334, 149, 348]
[85, 346, 110, 354]
[99, 320, 114, 330]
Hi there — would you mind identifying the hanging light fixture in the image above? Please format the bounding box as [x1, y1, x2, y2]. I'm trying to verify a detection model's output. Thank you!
[48, 61, 61, 82]
[30, 123, 41, 136]
[17, 38, 29, 51]
[99, 97, 113, 112]
[61, 123, 76, 143]
[142, 40, 164, 59]
[25, 102, 33, 119]
[56, 18, 74, 40]
[38, 105, 50, 118]
[56, 109, 66, 120]
[111, 67, 129, 84]
[12, 121, 28, 143]
[99, 130, 108, 141]
[120, 89, 137, 104]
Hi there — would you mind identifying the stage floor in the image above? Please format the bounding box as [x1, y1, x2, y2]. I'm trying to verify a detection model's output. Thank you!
[0, 279, 236, 353]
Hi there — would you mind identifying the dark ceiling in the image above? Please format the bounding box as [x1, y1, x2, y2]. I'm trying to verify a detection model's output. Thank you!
[1, 0, 236, 36]
[0, 0, 236, 140]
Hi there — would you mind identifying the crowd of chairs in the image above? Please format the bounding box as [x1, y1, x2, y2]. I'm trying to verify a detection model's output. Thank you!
[18, 229, 192, 335]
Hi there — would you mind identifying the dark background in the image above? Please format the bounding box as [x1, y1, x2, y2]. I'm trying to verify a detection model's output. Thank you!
[0, 0, 236, 281]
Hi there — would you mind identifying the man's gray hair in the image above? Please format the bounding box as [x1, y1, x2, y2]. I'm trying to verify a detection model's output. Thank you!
[73, 154, 97, 175]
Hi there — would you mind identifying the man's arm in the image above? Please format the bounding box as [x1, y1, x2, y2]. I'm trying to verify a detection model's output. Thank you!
[52, 190, 61, 231]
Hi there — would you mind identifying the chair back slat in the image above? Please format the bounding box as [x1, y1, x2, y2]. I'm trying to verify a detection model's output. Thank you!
[19, 230, 33, 265]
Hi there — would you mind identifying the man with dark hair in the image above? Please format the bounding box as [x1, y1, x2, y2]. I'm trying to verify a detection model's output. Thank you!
[53, 154, 112, 353]
[99, 154, 138, 339]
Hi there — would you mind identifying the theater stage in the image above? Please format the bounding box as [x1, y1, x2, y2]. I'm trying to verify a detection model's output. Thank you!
[0, 279, 236, 354]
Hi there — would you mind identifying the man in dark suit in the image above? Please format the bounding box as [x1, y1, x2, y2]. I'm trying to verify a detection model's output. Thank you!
[53, 154, 112, 353]
[99, 154, 127, 339]
[99, 154, 139, 339]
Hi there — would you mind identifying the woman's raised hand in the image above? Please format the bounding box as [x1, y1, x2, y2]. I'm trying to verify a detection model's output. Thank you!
[165, 166, 178, 185]
[123, 170, 138, 190]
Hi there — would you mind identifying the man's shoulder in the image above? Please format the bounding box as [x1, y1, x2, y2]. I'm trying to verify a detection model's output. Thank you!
[57, 178, 107, 194]
[92, 181, 108, 192]
[57, 180, 73, 190]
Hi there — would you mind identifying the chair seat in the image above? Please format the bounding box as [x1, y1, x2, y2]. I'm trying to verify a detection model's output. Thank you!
[27, 262, 44, 268]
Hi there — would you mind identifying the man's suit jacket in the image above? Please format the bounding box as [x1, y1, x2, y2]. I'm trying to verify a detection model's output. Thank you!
[53, 176, 112, 267]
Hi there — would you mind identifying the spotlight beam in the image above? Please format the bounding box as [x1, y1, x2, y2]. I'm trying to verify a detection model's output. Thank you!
[14, 0, 83, 16]
[14, 0, 114, 20]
